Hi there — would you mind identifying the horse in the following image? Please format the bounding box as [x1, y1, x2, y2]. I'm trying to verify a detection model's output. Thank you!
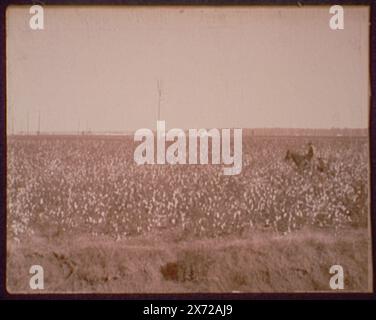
[284, 142, 314, 169]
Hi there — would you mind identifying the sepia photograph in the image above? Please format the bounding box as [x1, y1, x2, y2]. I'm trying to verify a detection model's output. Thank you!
[5, 5, 373, 294]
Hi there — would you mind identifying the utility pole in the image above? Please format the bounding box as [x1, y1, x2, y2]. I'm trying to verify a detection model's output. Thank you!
[27, 111, 29, 134]
[157, 80, 162, 121]
[10, 105, 14, 135]
[37, 110, 40, 135]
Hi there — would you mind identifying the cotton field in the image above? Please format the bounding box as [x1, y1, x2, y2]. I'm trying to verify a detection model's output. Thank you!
[7, 135, 369, 241]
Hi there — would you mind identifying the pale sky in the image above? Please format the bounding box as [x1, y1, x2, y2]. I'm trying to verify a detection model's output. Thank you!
[6, 6, 370, 133]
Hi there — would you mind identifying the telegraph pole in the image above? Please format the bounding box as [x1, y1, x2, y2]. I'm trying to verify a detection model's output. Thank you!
[10, 105, 14, 135]
[37, 110, 41, 135]
[27, 111, 29, 134]
[157, 80, 162, 121]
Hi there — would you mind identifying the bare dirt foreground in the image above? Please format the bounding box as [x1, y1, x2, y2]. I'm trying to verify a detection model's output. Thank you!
[7, 227, 371, 293]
